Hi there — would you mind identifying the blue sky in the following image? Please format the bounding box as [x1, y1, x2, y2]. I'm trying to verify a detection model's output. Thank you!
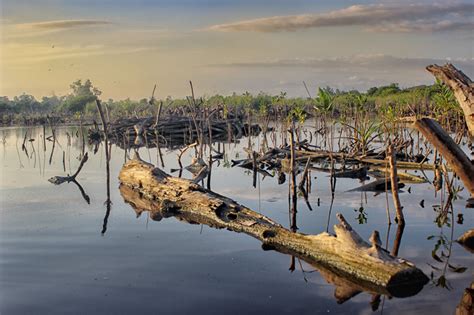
[1, 0, 473, 99]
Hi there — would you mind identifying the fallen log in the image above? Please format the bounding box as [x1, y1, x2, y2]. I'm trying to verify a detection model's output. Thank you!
[119, 155, 428, 293]
[357, 157, 438, 170]
[426, 64, 474, 137]
[368, 169, 427, 184]
[120, 184, 427, 299]
[414, 118, 474, 195]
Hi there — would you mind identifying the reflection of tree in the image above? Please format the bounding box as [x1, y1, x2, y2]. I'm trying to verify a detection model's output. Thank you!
[96, 100, 113, 235]
[48, 153, 90, 204]
[119, 184, 428, 308]
[428, 168, 467, 290]
[71, 179, 90, 204]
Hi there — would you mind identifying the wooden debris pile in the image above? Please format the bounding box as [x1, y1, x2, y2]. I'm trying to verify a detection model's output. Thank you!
[88, 116, 261, 149]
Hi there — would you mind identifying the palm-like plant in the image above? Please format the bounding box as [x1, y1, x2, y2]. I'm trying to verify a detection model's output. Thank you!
[432, 82, 460, 116]
[343, 120, 382, 154]
[314, 88, 334, 114]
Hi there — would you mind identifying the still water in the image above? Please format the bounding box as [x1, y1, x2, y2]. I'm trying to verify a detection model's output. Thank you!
[0, 125, 472, 314]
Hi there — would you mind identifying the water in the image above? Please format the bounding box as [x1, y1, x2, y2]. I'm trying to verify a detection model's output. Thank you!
[0, 125, 472, 314]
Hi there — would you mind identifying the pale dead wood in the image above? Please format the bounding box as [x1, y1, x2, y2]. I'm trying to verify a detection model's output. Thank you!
[426, 64, 474, 137]
[119, 155, 428, 292]
[388, 145, 405, 225]
[414, 118, 474, 195]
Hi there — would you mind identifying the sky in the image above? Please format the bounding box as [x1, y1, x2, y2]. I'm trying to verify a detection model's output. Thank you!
[0, 0, 473, 100]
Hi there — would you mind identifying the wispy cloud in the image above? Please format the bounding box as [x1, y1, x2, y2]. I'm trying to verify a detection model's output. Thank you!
[210, 54, 474, 73]
[16, 19, 112, 30]
[208, 3, 474, 33]
[5, 19, 113, 39]
[3, 43, 153, 65]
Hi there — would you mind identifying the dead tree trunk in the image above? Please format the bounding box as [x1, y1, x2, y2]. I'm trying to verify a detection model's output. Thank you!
[414, 118, 474, 195]
[426, 64, 474, 137]
[388, 145, 405, 225]
[119, 155, 428, 292]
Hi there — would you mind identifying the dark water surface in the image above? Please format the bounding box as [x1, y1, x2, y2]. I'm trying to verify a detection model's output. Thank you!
[0, 125, 472, 314]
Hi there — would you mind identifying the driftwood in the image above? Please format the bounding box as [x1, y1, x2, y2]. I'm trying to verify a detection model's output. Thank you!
[358, 158, 438, 170]
[120, 186, 420, 303]
[414, 118, 474, 195]
[89, 116, 261, 149]
[119, 155, 428, 293]
[426, 64, 474, 137]
[368, 169, 427, 184]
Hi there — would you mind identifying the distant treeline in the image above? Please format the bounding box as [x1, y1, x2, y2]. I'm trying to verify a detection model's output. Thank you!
[0, 78, 461, 125]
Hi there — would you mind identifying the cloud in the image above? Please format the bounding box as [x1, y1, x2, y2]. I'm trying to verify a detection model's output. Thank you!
[5, 19, 113, 39]
[207, 54, 474, 93]
[210, 55, 474, 72]
[16, 19, 112, 30]
[208, 3, 474, 33]
[3, 43, 153, 65]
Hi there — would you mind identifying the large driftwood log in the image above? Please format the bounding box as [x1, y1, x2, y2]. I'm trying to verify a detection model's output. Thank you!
[120, 185, 425, 300]
[414, 118, 474, 195]
[426, 64, 474, 137]
[119, 155, 428, 294]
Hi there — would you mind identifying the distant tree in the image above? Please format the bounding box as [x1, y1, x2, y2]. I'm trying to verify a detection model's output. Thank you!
[0, 96, 11, 113]
[70, 79, 102, 98]
[61, 79, 101, 113]
[12, 94, 40, 113]
[367, 83, 400, 97]
[41, 95, 63, 112]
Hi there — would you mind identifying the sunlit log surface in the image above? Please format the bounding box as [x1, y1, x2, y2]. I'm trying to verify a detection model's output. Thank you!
[426, 64, 474, 137]
[119, 155, 428, 296]
[414, 118, 474, 196]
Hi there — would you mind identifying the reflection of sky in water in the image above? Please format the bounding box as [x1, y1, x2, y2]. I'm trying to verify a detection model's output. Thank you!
[0, 126, 472, 314]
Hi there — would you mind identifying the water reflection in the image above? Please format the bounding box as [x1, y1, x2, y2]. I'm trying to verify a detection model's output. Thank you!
[48, 152, 90, 204]
[119, 184, 427, 306]
[1, 123, 473, 315]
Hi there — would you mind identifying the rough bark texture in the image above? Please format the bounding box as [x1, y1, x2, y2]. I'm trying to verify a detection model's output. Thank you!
[456, 282, 474, 315]
[414, 118, 474, 195]
[426, 64, 474, 137]
[119, 155, 428, 294]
